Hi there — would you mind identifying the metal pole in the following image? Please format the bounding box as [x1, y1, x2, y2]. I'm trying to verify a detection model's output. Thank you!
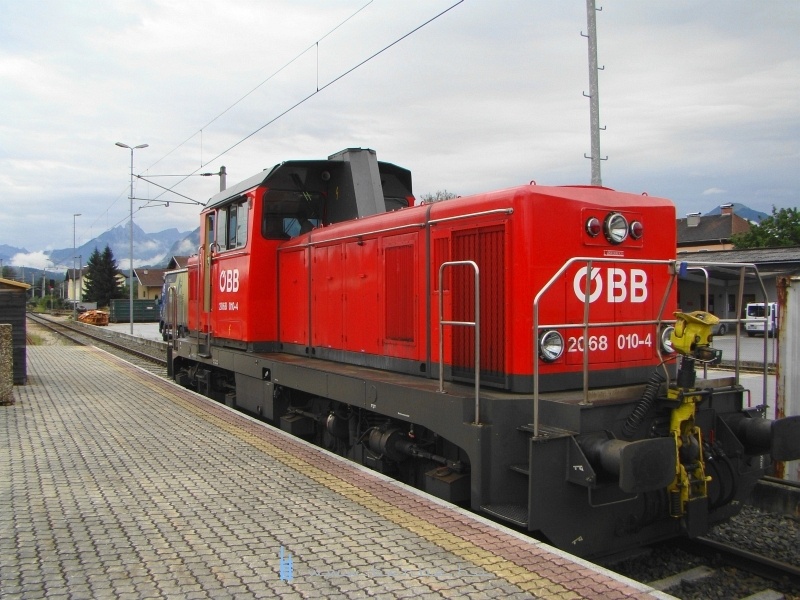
[116, 142, 148, 335]
[129, 148, 134, 334]
[581, 260, 593, 405]
[73, 213, 80, 319]
[585, 0, 602, 186]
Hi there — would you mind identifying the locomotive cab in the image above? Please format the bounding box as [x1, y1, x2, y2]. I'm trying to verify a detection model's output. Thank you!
[187, 148, 414, 351]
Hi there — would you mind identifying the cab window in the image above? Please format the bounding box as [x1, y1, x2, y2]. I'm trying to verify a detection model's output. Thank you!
[216, 201, 248, 250]
[262, 189, 323, 240]
[205, 213, 215, 246]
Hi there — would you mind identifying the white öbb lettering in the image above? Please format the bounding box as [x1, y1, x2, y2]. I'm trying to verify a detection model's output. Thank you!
[219, 268, 240, 293]
[572, 267, 647, 304]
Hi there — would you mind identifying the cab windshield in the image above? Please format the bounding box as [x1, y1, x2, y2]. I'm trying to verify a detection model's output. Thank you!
[262, 188, 324, 240]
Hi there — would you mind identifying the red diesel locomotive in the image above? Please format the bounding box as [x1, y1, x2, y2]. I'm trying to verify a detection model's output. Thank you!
[168, 148, 800, 557]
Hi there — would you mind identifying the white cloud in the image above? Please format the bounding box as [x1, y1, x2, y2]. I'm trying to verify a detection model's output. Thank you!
[10, 251, 52, 270]
[1, 0, 799, 258]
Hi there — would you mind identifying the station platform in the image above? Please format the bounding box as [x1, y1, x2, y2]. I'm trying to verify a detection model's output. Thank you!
[1, 345, 672, 599]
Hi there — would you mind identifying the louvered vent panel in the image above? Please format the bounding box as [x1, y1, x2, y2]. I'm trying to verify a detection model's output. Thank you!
[452, 227, 505, 380]
[385, 244, 414, 341]
[433, 237, 450, 291]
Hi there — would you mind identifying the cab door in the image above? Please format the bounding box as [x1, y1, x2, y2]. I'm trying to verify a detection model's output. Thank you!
[203, 212, 214, 317]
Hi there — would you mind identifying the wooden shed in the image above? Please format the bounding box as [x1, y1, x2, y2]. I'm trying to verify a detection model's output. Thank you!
[0, 278, 31, 384]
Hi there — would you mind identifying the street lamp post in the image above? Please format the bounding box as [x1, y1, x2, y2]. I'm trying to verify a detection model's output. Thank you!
[73, 213, 81, 320]
[77, 255, 82, 305]
[115, 142, 148, 335]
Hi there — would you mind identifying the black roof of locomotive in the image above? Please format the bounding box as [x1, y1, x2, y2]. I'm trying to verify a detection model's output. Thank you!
[204, 155, 412, 211]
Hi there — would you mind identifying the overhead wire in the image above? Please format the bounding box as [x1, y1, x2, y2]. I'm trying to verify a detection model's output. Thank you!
[76, 2, 383, 249]
[142, 0, 464, 205]
[80, 2, 463, 252]
[205, 0, 465, 168]
[145, 0, 377, 174]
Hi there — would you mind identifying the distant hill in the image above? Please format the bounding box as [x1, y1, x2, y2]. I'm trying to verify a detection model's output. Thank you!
[47, 223, 192, 269]
[704, 203, 768, 223]
[0, 244, 28, 263]
[157, 228, 200, 267]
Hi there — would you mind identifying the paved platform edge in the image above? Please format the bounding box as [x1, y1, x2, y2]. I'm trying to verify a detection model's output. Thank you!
[5, 345, 673, 599]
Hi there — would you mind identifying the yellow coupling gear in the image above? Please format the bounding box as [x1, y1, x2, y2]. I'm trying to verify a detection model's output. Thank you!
[670, 311, 720, 361]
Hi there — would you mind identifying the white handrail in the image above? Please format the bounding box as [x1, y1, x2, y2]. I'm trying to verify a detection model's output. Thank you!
[438, 260, 481, 425]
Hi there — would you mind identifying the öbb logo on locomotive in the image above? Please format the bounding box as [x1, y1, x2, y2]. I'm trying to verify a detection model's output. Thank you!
[572, 266, 648, 303]
[166, 147, 800, 558]
[219, 268, 240, 293]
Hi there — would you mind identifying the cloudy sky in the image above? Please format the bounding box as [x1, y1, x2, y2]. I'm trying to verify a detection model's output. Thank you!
[1, 0, 798, 268]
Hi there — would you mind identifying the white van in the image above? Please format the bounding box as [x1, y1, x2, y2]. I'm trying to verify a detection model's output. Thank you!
[745, 302, 778, 337]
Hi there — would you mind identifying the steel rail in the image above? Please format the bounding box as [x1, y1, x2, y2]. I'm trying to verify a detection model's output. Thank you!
[27, 313, 168, 368]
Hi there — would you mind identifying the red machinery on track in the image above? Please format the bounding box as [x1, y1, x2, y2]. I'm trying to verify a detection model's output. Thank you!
[168, 148, 800, 557]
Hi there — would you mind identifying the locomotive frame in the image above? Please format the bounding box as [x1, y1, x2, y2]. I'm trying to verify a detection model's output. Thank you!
[168, 148, 800, 558]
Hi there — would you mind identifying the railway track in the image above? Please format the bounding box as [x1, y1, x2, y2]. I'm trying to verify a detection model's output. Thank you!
[26, 313, 168, 378]
[606, 499, 800, 599]
[644, 542, 798, 600]
[692, 534, 799, 583]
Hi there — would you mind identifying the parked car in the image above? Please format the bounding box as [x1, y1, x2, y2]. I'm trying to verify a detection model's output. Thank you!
[745, 302, 778, 337]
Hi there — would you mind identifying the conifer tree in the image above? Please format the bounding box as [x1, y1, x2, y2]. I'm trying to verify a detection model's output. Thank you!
[83, 245, 123, 307]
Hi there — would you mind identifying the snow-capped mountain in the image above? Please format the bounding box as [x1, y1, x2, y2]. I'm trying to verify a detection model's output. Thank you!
[47, 223, 193, 268]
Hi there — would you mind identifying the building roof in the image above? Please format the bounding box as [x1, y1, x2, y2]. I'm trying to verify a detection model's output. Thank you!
[166, 256, 190, 269]
[134, 268, 167, 288]
[677, 246, 800, 280]
[64, 267, 88, 281]
[676, 213, 752, 247]
[0, 277, 31, 291]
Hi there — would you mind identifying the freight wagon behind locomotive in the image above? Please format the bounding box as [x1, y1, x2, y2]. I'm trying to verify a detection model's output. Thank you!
[168, 148, 800, 558]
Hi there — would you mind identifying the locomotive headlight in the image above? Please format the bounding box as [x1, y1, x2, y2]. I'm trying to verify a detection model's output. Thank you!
[585, 216, 602, 237]
[660, 326, 676, 354]
[539, 330, 564, 362]
[604, 212, 629, 244]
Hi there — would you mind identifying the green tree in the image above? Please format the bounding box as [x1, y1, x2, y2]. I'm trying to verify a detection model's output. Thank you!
[1, 265, 19, 280]
[420, 189, 459, 203]
[83, 245, 123, 307]
[732, 206, 800, 248]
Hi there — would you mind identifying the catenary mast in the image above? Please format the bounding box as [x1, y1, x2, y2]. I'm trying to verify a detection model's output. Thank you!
[584, 0, 605, 186]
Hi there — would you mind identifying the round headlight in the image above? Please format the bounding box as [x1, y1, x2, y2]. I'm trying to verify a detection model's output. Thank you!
[539, 330, 564, 362]
[604, 212, 629, 244]
[660, 326, 676, 354]
[586, 216, 602, 237]
[629, 220, 643, 240]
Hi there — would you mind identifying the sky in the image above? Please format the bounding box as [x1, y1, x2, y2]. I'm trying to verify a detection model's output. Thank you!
[1, 0, 799, 269]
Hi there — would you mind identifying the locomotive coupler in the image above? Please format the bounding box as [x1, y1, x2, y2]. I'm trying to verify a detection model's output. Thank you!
[665, 311, 719, 520]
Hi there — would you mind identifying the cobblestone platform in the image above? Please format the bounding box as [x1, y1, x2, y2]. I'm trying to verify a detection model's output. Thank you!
[1, 346, 672, 599]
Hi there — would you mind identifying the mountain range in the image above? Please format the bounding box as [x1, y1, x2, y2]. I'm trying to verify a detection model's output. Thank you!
[0, 203, 773, 272]
[703, 203, 768, 222]
[1, 223, 195, 271]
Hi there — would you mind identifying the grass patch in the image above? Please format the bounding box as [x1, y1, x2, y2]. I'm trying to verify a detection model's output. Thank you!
[27, 334, 45, 346]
